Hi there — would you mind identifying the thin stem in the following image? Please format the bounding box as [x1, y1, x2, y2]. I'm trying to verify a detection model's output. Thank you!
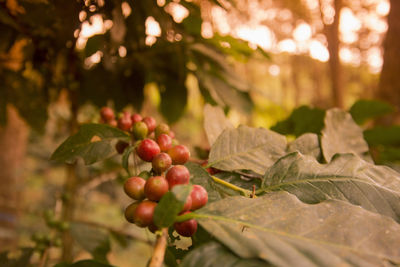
[149, 228, 168, 267]
[211, 176, 253, 197]
[38, 247, 49, 267]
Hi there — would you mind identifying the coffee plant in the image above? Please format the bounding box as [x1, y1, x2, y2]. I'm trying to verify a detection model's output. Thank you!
[46, 104, 400, 266]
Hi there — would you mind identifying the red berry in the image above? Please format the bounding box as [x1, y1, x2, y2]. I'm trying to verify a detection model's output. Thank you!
[181, 195, 192, 212]
[108, 119, 117, 127]
[190, 185, 208, 210]
[136, 139, 161, 162]
[115, 140, 129, 154]
[155, 123, 170, 139]
[144, 176, 169, 201]
[118, 115, 132, 131]
[152, 153, 172, 174]
[131, 113, 142, 124]
[132, 121, 148, 140]
[143, 116, 156, 133]
[124, 177, 146, 200]
[168, 145, 190, 165]
[168, 131, 175, 139]
[166, 165, 190, 189]
[124, 202, 139, 224]
[174, 212, 197, 237]
[156, 134, 172, 152]
[134, 200, 157, 227]
[100, 107, 115, 122]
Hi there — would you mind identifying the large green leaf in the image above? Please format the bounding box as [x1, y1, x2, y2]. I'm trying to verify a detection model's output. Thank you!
[208, 125, 287, 174]
[181, 242, 268, 267]
[321, 109, 372, 162]
[70, 222, 111, 263]
[349, 99, 394, 125]
[286, 133, 321, 159]
[51, 124, 130, 165]
[364, 126, 400, 146]
[197, 192, 400, 266]
[261, 152, 400, 222]
[271, 106, 325, 137]
[203, 104, 233, 146]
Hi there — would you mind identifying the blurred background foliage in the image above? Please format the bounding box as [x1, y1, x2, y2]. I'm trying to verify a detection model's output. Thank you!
[0, 0, 399, 266]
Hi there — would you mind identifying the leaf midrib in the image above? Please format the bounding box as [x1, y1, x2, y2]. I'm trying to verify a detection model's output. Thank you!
[195, 211, 393, 261]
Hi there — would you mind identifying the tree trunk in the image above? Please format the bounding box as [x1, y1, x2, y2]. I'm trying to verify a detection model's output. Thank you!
[325, 0, 343, 108]
[377, 0, 400, 124]
[0, 105, 29, 250]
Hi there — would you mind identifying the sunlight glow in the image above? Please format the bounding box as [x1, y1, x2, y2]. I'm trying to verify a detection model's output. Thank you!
[165, 3, 189, 23]
[293, 23, 312, 42]
[145, 16, 161, 37]
[309, 40, 329, 62]
[235, 25, 274, 50]
[340, 8, 361, 44]
[277, 39, 296, 53]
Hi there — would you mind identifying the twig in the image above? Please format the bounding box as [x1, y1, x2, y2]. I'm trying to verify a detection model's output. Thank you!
[149, 228, 168, 267]
[211, 176, 253, 197]
[77, 172, 118, 196]
[38, 247, 49, 267]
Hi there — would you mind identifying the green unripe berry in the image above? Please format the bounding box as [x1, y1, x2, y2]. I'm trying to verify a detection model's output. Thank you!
[155, 123, 170, 139]
[132, 121, 148, 140]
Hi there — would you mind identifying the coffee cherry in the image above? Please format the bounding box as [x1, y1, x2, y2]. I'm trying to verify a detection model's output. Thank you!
[115, 140, 129, 154]
[166, 165, 190, 189]
[155, 123, 170, 139]
[131, 113, 142, 124]
[132, 121, 148, 140]
[190, 185, 208, 210]
[136, 139, 161, 162]
[124, 177, 146, 200]
[144, 176, 169, 201]
[100, 107, 115, 122]
[156, 134, 172, 152]
[181, 195, 192, 212]
[134, 200, 157, 227]
[168, 145, 190, 165]
[108, 119, 118, 127]
[124, 202, 139, 224]
[138, 170, 151, 180]
[174, 212, 197, 237]
[152, 153, 172, 174]
[168, 131, 175, 139]
[143, 116, 156, 133]
[118, 114, 132, 131]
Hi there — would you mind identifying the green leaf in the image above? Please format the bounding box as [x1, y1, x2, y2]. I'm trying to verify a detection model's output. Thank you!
[54, 260, 114, 267]
[321, 108, 372, 162]
[261, 152, 400, 223]
[70, 223, 111, 263]
[0, 248, 34, 267]
[122, 145, 135, 176]
[286, 133, 321, 159]
[181, 242, 268, 267]
[203, 104, 233, 146]
[271, 105, 325, 137]
[349, 99, 394, 124]
[364, 126, 400, 146]
[153, 185, 192, 228]
[208, 125, 287, 175]
[197, 192, 400, 266]
[51, 123, 130, 165]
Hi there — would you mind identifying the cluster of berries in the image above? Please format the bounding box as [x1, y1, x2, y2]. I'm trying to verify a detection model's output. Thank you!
[100, 107, 208, 237]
